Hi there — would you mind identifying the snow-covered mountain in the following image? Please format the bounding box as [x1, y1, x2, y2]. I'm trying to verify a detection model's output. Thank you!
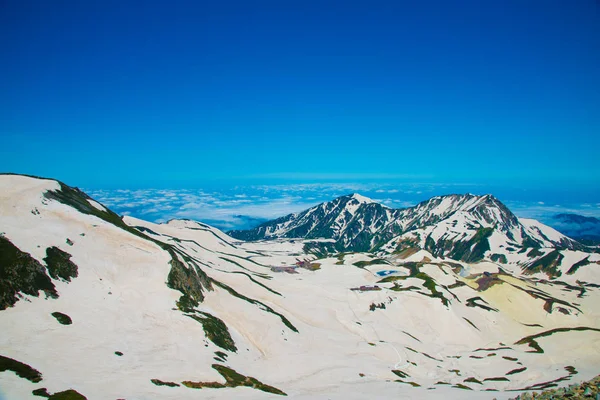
[229, 193, 403, 252]
[2, 174, 600, 400]
[229, 193, 586, 272]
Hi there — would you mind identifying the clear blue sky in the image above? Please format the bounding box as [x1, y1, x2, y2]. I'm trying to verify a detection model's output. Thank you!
[1, 0, 599, 191]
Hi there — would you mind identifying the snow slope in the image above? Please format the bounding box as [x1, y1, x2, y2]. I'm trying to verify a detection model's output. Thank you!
[1, 175, 600, 399]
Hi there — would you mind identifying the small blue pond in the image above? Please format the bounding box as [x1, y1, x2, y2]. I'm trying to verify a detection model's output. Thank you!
[376, 270, 398, 277]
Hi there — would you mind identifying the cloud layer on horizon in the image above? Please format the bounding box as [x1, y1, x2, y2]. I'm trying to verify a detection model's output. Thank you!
[86, 183, 600, 233]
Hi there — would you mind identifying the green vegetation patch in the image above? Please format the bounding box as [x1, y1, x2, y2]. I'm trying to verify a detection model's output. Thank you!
[35, 388, 87, 399]
[515, 326, 600, 353]
[369, 302, 386, 311]
[220, 269, 281, 296]
[44, 247, 79, 282]
[452, 383, 472, 390]
[181, 364, 287, 395]
[0, 236, 59, 309]
[168, 251, 212, 308]
[47, 389, 87, 399]
[565, 365, 577, 375]
[402, 330, 421, 343]
[490, 254, 508, 264]
[151, 379, 180, 387]
[389, 285, 421, 293]
[484, 377, 510, 382]
[466, 296, 498, 312]
[353, 258, 388, 268]
[567, 256, 590, 275]
[378, 275, 405, 283]
[463, 317, 479, 331]
[182, 380, 226, 389]
[415, 272, 450, 306]
[0, 354, 43, 382]
[506, 367, 527, 376]
[447, 280, 466, 289]
[186, 311, 237, 352]
[523, 250, 564, 278]
[33, 388, 51, 397]
[51, 312, 72, 325]
[380, 262, 451, 306]
[509, 371, 597, 399]
[526, 248, 544, 258]
[211, 280, 298, 333]
[303, 241, 338, 258]
[426, 227, 493, 263]
[474, 346, 511, 352]
[512, 367, 577, 392]
[421, 351, 443, 362]
[395, 379, 420, 387]
[392, 369, 409, 378]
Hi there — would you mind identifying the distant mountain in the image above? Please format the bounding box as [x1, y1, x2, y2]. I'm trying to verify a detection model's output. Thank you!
[551, 213, 600, 246]
[228, 194, 403, 252]
[229, 193, 585, 263]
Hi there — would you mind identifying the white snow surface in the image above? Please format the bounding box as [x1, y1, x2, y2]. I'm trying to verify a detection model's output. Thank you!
[350, 193, 376, 204]
[1, 176, 600, 400]
[520, 217, 572, 246]
[86, 198, 106, 212]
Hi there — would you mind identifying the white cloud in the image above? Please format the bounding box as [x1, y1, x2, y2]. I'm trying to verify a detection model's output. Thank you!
[86, 184, 600, 233]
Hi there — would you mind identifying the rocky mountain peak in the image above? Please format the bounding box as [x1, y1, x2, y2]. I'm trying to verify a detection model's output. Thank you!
[347, 193, 376, 204]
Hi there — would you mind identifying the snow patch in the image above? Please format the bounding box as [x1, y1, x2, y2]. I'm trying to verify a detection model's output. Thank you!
[86, 199, 106, 212]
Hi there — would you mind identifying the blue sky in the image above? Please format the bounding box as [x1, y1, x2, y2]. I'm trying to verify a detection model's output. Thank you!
[1, 1, 599, 226]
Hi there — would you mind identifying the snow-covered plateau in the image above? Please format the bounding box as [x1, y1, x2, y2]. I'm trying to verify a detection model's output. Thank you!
[1, 174, 599, 399]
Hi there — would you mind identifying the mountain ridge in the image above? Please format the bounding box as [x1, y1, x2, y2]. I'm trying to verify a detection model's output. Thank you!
[228, 192, 586, 263]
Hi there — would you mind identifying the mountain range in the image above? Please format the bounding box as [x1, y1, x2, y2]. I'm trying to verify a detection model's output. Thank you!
[551, 213, 600, 246]
[229, 193, 589, 275]
[1, 174, 599, 400]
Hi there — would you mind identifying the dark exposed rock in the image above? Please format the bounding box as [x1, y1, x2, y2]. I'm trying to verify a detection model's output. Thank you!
[47, 389, 87, 399]
[167, 251, 212, 308]
[0, 236, 58, 309]
[181, 364, 287, 396]
[44, 247, 78, 282]
[186, 311, 237, 352]
[51, 312, 72, 325]
[0, 354, 43, 383]
[510, 374, 600, 399]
